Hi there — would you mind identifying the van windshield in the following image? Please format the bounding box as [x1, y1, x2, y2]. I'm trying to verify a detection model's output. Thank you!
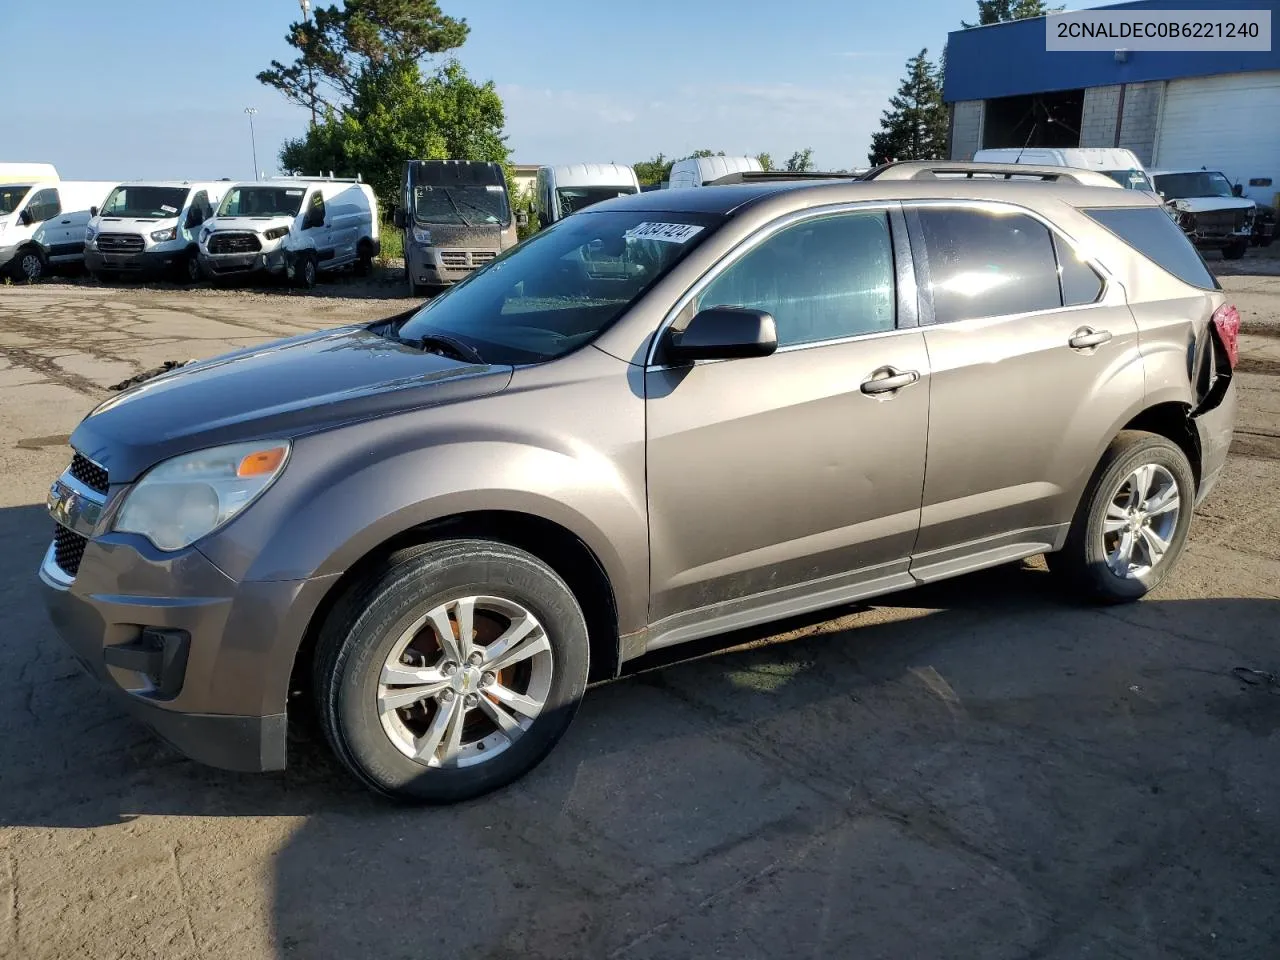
[218, 186, 307, 218]
[0, 185, 31, 217]
[1103, 170, 1155, 192]
[395, 210, 720, 364]
[556, 185, 638, 216]
[413, 185, 509, 226]
[100, 185, 190, 219]
[1153, 172, 1235, 199]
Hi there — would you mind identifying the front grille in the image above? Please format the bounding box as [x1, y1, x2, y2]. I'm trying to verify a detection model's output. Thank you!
[1196, 210, 1249, 235]
[439, 250, 496, 271]
[207, 232, 262, 255]
[97, 233, 144, 254]
[53, 525, 87, 578]
[69, 453, 109, 494]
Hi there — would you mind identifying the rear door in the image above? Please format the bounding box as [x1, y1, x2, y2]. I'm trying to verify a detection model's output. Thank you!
[904, 201, 1143, 578]
[645, 205, 931, 630]
[25, 187, 66, 258]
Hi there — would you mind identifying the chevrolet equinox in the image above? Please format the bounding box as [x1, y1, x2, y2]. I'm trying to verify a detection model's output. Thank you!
[40, 162, 1240, 803]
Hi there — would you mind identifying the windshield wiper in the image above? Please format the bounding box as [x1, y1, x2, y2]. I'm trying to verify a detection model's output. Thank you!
[439, 188, 474, 228]
[399, 332, 485, 365]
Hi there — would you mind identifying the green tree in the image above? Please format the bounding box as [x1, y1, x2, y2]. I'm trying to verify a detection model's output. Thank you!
[785, 148, 814, 172]
[278, 58, 508, 210]
[258, 0, 469, 115]
[633, 154, 673, 186]
[962, 0, 1062, 28]
[756, 152, 774, 171]
[867, 49, 948, 166]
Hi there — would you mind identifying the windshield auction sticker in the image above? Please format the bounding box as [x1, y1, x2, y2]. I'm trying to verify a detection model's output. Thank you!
[1046, 9, 1271, 51]
[624, 222, 705, 243]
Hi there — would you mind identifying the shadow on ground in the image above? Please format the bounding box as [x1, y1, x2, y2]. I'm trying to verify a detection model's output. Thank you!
[2, 500, 1278, 959]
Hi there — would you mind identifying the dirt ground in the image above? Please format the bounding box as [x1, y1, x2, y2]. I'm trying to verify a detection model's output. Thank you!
[1, 262, 1278, 960]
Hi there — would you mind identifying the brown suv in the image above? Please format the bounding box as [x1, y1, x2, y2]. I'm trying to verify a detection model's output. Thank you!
[40, 162, 1240, 803]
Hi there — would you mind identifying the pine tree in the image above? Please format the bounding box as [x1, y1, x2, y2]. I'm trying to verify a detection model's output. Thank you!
[867, 50, 948, 166]
[962, 0, 1062, 28]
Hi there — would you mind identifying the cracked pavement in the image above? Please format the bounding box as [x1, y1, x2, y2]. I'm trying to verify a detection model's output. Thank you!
[0, 272, 1278, 960]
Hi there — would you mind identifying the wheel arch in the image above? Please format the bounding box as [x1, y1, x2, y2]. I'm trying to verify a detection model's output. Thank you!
[287, 509, 623, 721]
[1120, 401, 1202, 490]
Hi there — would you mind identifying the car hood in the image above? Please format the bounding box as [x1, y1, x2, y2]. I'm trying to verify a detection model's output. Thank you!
[1166, 197, 1255, 214]
[205, 216, 292, 235]
[94, 215, 179, 232]
[70, 324, 513, 483]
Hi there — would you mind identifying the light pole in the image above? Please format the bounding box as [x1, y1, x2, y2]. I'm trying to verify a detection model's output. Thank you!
[300, 0, 317, 129]
[244, 107, 259, 180]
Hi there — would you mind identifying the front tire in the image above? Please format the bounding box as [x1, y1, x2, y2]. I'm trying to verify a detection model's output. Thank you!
[313, 539, 590, 803]
[1047, 431, 1196, 603]
[1222, 240, 1248, 261]
[13, 245, 46, 282]
[294, 252, 318, 289]
[181, 249, 203, 284]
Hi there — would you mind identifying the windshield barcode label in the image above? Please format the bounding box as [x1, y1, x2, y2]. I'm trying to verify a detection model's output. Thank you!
[625, 222, 704, 243]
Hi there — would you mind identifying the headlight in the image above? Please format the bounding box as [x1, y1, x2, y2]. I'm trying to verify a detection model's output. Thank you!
[151, 227, 177, 242]
[264, 226, 291, 241]
[413, 226, 432, 245]
[85, 226, 97, 243]
[114, 440, 291, 551]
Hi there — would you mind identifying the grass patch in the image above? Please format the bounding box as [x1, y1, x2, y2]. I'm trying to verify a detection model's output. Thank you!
[378, 224, 403, 263]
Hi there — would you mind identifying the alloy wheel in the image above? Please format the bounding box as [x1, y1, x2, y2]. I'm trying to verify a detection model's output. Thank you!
[377, 595, 554, 768]
[1101, 463, 1181, 579]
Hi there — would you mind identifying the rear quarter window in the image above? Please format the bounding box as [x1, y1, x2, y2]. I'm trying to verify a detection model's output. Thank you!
[1081, 206, 1220, 290]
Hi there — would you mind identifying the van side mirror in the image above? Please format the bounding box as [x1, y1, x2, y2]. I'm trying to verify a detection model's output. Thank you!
[305, 207, 324, 229]
[90, 206, 99, 218]
[1232, 183, 1244, 197]
[392, 207, 407, 229]
[18, 209, 33, 226]
[663, 307, 778, 364]
[516, 210, 529, 228]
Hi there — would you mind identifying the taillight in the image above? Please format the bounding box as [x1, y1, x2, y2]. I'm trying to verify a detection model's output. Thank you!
[1211, 304, 1240, 370]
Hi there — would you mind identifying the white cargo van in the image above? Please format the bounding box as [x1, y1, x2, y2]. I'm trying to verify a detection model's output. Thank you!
[666, 155, 764, 189]
[86, 181, 231, 283]
[0, 165, 115, 281]
[535, 163, 640, 226]
[198, 177, 379, 288]
[972, 148, 1155, 192]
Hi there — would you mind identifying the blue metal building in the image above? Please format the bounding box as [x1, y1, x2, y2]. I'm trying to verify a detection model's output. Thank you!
[943, 0, 1280, 204]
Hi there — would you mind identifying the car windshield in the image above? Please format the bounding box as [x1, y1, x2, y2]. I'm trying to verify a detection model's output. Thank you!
[218, 186, 306, 218]
[556, 185, 638, 216]
[100, 185, 190, 219]
[0, 184, 31, 217]
[1154, 172, 1235, 199]
[1103, 169, 1155, 192]
[396, 210, 720, 364]
[413, 185, 509, 226]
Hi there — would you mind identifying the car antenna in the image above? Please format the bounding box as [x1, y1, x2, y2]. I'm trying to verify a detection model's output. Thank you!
[1013, 121, 1039, 165]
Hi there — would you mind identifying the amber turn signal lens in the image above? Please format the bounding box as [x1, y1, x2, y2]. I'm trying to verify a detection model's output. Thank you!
[236, 446, 287, 477]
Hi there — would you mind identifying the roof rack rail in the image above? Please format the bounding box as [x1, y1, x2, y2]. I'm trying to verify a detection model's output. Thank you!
[706, 170, 859, 186]
[859, 161, 1122, 188]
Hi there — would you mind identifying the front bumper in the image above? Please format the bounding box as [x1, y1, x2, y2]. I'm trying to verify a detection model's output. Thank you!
[86, 247, 186, 276]
[38, 520, 336, 772]
[198, 248, 287, 279]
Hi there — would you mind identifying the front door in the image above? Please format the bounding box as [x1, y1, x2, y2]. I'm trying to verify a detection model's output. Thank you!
[645, 207, 931, 633]
[903, 202, 1144, 575]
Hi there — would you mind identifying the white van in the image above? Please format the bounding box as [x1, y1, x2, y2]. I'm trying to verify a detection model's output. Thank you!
[0, 165, 115, 281]
[666, 155, 764, 189]
[535, 163, 640, 226]
[198, 177, 379, 288]
[86, 181, 231, 283]
[972, 148, 1155, 192]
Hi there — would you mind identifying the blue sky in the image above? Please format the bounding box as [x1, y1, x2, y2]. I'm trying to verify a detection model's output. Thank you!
[5, 0, 1084, 180]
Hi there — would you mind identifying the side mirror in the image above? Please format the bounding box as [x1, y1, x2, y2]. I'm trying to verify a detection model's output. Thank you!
[664, 307, 778, 364]
[305, 208, 324, 229]
[516, 210, 529, 227]
[1232, 183, 1244, 197]
[18, 209, 33, 226]
[392, 207, 407, 229]
[89, 206, 99, 217]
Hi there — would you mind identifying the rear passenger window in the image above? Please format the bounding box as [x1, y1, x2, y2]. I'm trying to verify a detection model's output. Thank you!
[914, 208, 1062, 323]
[696, 211, 895, 347]
[1082, 206, 1219, 290]
[1054, 235, 1104, 306]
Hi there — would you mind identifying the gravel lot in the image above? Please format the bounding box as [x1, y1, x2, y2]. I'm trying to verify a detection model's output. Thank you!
[1, 263, 1278, 960]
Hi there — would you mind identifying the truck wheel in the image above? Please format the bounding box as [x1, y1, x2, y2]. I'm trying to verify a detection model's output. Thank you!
[13, 246, 46, 282]
[1222, 240, 1249, 261]
[354, 242, 374, 277]
[313, 539, 590, 803]
[295, 252, 318, 289]
[1046, 431, 1196, 604]
[182, 250, 203, 284]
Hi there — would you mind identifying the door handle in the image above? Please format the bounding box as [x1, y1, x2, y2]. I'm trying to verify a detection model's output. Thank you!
[860, 367, 920, 396]
[60, 219, 71, 224]
[1068, 327, 1112, 349]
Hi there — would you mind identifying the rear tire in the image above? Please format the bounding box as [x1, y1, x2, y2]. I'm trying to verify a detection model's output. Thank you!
[1046, 431, 1196, 603]
[313, 539, 590, 803]
[354, 242, 373, 277]
[1222, 240, 1248, 260]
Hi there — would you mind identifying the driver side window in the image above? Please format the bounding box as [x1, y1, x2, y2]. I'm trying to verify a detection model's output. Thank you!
[25, 188, 61, 224]
[695, 211, 896, 348]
